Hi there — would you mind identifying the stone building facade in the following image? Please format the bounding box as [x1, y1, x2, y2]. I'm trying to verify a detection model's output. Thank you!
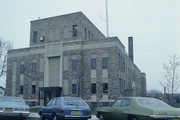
[6, 12, 146, 105]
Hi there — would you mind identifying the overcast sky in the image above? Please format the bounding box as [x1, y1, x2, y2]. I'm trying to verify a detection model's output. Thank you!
[0, 0, 180, 92]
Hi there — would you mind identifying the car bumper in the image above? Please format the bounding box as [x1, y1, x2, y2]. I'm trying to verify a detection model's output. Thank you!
[60, 115, 91, 120]
[0, 111, 30, 117]
[150, 115, 180, 119]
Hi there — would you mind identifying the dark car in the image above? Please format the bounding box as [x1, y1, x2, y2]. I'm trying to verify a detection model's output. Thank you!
[0, 96, 30, 120]
[39, 96, 91, 120]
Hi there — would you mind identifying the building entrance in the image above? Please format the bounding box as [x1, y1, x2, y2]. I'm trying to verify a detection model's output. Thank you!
[39, 87, 62, 105]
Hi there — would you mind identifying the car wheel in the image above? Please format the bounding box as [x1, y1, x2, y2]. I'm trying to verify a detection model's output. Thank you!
[52, 115, 59, 120]
[40, 114, 45, 120]
[130, 116, 138, 120]
[99, 114, 104, 120]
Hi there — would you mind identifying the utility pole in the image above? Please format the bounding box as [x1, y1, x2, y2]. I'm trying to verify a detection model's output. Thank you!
[105, 0, 109, 37]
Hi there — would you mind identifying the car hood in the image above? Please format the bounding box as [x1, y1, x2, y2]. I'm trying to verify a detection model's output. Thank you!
[0, 102, 29, 108]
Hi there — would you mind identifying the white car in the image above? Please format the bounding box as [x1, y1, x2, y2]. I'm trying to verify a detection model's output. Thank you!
[0, 96, 30, 120]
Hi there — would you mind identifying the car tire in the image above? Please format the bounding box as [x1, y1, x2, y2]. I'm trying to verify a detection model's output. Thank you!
[52, 115, 59, 120]
[130, 116, 139, 120]
[40, 115, 45, 120]
[99, 113, 105, 120]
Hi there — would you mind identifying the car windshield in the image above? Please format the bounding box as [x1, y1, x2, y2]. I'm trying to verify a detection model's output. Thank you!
[137, 98, 171, 107]
[63, 98, 87, 106]
[0, 97, 24, 103]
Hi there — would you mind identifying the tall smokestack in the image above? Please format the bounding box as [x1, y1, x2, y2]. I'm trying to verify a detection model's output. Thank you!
[128, 37, 134, 62]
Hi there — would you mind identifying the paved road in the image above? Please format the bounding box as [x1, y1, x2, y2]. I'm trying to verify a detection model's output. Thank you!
[29, 113, 98, 120]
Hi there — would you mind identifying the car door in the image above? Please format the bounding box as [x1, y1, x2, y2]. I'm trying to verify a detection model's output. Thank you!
[44, 98, 56, 116]
[112, 98, 131, 120]
[111, 99, 123, 120]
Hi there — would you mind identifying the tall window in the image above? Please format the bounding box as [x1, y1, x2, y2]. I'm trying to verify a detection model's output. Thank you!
[91, 83, 96, 94]
[92, 34, 94, 39]
[72, 59, 77, 70]
[20, 64, 25, 74]
[32, 63, 37, 72]
[72, 84, 77, 94]
[85, 28, 87, 39]
[120, 79, 125, 93]
[91, 58, 96, 69]
[103, 83, 108, 93]
[88, 31, 90, 40]
[32, 85, 36, 94]
[102, 57, 108, 69]
[72, 25, 78, 36]
[33, 31, 38, 42]
[20, 86, 24, 94]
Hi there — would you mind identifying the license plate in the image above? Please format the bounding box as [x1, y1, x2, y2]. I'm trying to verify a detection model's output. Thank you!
[71, 110, 80, 115]
[4, 108, 13, 112]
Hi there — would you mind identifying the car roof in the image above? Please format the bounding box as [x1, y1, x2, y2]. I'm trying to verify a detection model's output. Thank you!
[118, 96, 159, 100]
[52, 96, 82, 99]
[0, 96, 23, 99]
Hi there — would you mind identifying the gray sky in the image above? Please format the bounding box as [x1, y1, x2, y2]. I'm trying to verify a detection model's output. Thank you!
[0, 0, 180, 92]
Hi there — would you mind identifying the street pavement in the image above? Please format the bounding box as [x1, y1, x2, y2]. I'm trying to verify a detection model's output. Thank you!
[29, 113, 98, 120]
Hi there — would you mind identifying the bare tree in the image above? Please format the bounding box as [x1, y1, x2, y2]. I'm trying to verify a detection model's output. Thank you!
[160, 55, 180, 101]
[0, 38, 12, 78]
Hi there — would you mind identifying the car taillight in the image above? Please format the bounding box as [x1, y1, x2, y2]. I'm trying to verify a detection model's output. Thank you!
[60, 109, 64, 113]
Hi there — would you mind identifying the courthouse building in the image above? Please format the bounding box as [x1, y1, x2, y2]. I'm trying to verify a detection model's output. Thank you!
[6, 12, 146, 105]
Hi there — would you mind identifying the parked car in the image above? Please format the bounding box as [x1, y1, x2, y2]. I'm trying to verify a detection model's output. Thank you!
[96, 97, 180, 120]
[0, 96, 30, 120]
[39, 96, 91, 120]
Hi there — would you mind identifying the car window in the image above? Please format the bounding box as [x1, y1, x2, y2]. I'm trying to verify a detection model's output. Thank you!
[46, 99, 53, 106]
[112, 99, 123, 107]
[137, 98, 171, 107]
[56, 98, 62, 105]
[63, 98, 87, 106]
[51, 99, 56, 106]
[120, 99, 131, 107]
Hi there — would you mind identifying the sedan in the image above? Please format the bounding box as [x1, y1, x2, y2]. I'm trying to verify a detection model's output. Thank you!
[0, 96, 30, 120]
[39, 96, 91, 120]
[96, 97, 180, 120]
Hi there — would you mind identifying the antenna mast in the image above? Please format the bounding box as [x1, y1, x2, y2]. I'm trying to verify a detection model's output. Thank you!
[106, 0, 109, 37]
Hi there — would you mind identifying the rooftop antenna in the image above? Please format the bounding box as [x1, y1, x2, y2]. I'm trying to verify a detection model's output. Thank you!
[105, 0, 109, 37]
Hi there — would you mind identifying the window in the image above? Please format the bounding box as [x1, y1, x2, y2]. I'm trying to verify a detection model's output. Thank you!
[72, 25, 78, 36]
[72, 84, 77, 94]
[32, 85, 36, 94]
[56, 98, 62, 105]
[20, 64, 25, 74]
[121, 99, 130, 106]
[85, 28, 87, 39]
[20, 86, 23, 94]
[120, 79, 125, 93]
[72, 59, 77, 70]
[103, 83, 108, 93]
[91, 83, 96, 94]
[112, 99, 123, 107]
[51, 99, 56, 106]
[92, 34, 94, 39]
[32, 63, 37, 72]
[102, 57, 108, 69]
[33, 31, 38, 42]
[91, 58, 96, 69]
[46, 99, 56, 106]
[39, 36, 45, 41]
[88, 31, 90, 40]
